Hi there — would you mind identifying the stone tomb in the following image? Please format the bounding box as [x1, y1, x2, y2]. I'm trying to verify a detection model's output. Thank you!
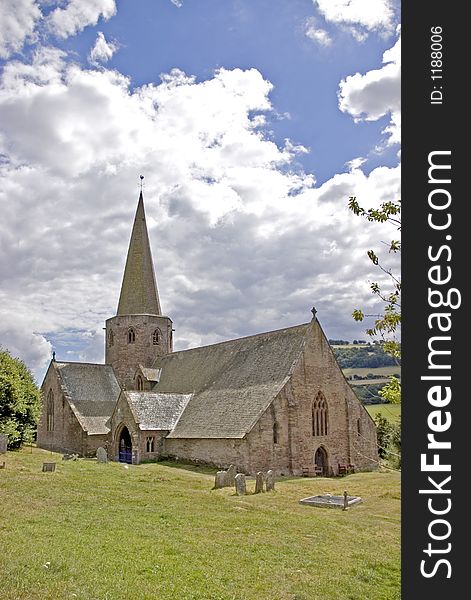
[0, 433, 8, 454]
[299, 494, 362, 509]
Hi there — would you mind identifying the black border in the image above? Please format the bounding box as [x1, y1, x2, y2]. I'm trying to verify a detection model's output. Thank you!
[402, 3, 466, 596]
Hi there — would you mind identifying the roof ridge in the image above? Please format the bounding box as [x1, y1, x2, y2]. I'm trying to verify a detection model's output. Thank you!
[155, 321, 311, 362]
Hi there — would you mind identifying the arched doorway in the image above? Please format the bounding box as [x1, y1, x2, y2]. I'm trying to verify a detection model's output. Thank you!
[118, 426, 133, 464]
[314, 446, 328, 476]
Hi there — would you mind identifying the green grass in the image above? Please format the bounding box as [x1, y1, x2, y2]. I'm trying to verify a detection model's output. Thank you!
[0, 448, 400, 600]
[366, 404, 401, 423]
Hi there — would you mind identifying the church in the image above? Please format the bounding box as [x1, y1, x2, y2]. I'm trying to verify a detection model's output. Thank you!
[37, 191, 378, 476]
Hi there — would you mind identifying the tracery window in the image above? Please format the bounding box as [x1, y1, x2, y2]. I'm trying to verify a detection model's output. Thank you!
[312, 391, 328, 437]
[146, 436, 155, 452]
[152, 328, 161, 345]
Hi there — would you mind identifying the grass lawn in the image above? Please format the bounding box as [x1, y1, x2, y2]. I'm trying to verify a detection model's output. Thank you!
[0, 448, 400, 600]
[366, 404, 401, 423]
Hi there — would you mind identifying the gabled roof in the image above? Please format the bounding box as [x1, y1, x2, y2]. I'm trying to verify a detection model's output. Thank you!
[124, 392, 191, 430]
[138, 366, 161, 382]
[54, 362, 120, 434]
[117, 191, 162, 316]
[153, 322, 310, 439]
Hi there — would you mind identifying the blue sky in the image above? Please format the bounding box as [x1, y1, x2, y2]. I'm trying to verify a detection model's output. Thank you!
[0, 0, 401, 382]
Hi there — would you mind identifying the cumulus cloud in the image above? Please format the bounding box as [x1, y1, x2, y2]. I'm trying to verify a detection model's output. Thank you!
[88, 31, 118, 65]
[47, 0, 117, 39]
[338, 33, 400, 145]
[0, 43, 399, 382]
[304, 17, 332, 47]
[314, 0, 396, 37]
[0, 0, 42, 58]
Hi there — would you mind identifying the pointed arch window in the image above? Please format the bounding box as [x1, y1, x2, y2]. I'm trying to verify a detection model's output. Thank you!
[312, 391, 328, 437]
[46, 390, 54, 432]
[127, 328, 136, 344]
[108, 329, 114, 348]
[136, 375, 144, 391]
[273, 422, 279, 445]
[152, 328, 161, 345]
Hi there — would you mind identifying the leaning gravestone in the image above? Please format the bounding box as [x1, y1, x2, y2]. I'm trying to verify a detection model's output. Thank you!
[96, 447, 108, 463]
[224, 464, 237, 487]
[266, 470, 275, 491]
[0, 433, 8, 454]
[214, 470, 226, 489]
[234, 473, 246, 496]
[255, 471, 264, 494]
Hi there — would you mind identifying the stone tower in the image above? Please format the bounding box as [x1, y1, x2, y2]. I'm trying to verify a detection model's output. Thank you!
[105, 191, 173, 389]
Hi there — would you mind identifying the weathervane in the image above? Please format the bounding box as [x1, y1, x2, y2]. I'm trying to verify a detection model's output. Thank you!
[139, 174, 144, 191]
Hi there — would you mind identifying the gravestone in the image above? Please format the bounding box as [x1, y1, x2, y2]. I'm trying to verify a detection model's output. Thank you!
[96, 447, 108, 463]
[234, 473, 246, 496]
[266, 469, 275, 491]
[0, 462, 5, 469]
[0, 433, 8, 454]
[225, 464, 237, 487]
[42, 462, 56, 472]
[62, 453, 79, 461]
[254, 471, 264, 494]
[214, 471, 226, 489]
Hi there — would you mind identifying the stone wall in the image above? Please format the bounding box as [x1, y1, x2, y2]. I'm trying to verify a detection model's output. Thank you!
[163, 437, 251, 472]
[105, 314, 173, 389]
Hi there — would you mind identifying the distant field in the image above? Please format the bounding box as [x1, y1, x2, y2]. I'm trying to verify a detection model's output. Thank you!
[0, 448, 400, 600]
[343, 366, 401, 378]
[366, 403, 401, 422]
[351, 379, 390, 386]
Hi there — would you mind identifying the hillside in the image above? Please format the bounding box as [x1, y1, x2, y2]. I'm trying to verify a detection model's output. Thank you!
[0, 448, 400, 600]
[330, 343, 401, 405]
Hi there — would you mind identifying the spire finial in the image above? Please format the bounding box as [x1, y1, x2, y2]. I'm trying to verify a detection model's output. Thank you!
[139, 175, 144, 193]
[311, 306, 317, 320]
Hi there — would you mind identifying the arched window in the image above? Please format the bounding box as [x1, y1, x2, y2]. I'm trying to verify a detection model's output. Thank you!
[152, 328, 161, 345]
[136, 375, 144, 391]
[273, 422, 279, 445]
[146, 436, 155, 452]
[108, 329, 114, 348]
[46, 390, 54, 432]
[127, 328, 136, 344]
[312, 391, 328, 436]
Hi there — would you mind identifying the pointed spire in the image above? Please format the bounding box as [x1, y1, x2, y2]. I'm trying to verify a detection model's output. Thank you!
[117, 191, 162, 316]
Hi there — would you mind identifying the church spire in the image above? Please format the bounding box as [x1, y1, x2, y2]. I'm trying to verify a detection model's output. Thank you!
[117, 191, 162, 316]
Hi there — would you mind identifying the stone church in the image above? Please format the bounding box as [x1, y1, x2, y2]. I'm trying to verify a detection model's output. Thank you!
[37, 191, 378, 475]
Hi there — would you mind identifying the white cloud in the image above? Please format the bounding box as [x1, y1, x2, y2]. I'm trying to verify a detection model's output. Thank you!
[170, 0, 183, 7]
[47, 0, 117, 39]
[338, 34, 400, 145]
[304, 17, 332, 46]
[314, 0, 396, 38]
[0, 48, 400, 382]
[89, 31, 118, 65]
[0, 0, 42, 58]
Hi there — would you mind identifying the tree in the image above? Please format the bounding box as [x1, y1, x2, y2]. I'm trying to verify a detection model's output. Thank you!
[0, 349, 42, 449]
[348, 196, 401, 404]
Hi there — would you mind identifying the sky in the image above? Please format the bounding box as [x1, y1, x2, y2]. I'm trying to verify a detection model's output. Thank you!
[0, 0, 401, 383]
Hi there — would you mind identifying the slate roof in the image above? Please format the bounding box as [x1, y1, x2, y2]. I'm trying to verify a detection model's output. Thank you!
[153, 323, 310, 439]
[54, 362, 120, 434]
[124, 392, 191, 430]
